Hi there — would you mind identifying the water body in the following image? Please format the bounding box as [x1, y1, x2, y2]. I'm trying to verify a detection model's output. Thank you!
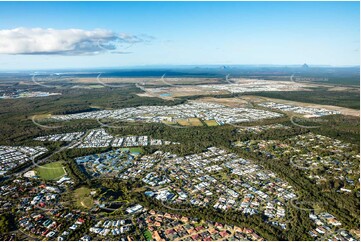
[160, 93, 171, 97]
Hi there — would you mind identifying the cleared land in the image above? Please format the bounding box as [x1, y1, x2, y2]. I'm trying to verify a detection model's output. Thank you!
[139, 78, 312, 100]
[35, 161, 66, 180]
[73, 77, 222, 85]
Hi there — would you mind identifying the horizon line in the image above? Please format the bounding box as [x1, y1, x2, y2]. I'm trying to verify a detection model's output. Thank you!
[0, 64, 360, 72]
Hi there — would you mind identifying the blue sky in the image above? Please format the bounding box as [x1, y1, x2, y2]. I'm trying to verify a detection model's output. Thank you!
[0, 1, 359, 70]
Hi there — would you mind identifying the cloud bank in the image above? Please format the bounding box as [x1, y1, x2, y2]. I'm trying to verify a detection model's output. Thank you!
[0, 28, 150, 55]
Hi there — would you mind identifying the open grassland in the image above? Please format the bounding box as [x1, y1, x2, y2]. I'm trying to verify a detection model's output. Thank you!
[35, 161, 66, 180]
[74, 187, 94, 209]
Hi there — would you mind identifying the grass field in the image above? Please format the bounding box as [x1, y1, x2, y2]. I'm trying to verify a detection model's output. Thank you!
[177, 119, 191, 126]
[143, 230, 153, 241]
[120, 147, 143, 155]
[129, 147, 143, 154]
[188, 118, 204, 126]
[162, 120, 177, 125]
[204, 120, 219, 126]
[32, 113, 53, 119]
[74, 187, 94, 209]
[35, 161, 66, 180]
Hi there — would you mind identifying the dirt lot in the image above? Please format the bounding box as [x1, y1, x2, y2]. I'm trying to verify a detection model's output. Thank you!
[327, 86, 360, 92]
[73, 77, 222, 85]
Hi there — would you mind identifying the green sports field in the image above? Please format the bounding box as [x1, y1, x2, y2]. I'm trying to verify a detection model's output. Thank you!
[120, 147, 144, 154]
[35, 161, 66, 180]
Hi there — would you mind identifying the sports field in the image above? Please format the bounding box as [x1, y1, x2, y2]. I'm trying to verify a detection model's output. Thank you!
[129, 147, 143, 154]
[188, 118, 204, 126]
[120, 147, 144, 155]
[35, 161, 66, 180]
[177, 119, 191, 126]
[204, 120, 219, 126]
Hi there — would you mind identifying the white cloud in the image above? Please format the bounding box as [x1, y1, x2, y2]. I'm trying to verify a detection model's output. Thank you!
[0, 28, 150, 55]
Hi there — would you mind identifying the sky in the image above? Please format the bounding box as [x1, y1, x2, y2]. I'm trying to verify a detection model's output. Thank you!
[0, 1, 359, 70]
